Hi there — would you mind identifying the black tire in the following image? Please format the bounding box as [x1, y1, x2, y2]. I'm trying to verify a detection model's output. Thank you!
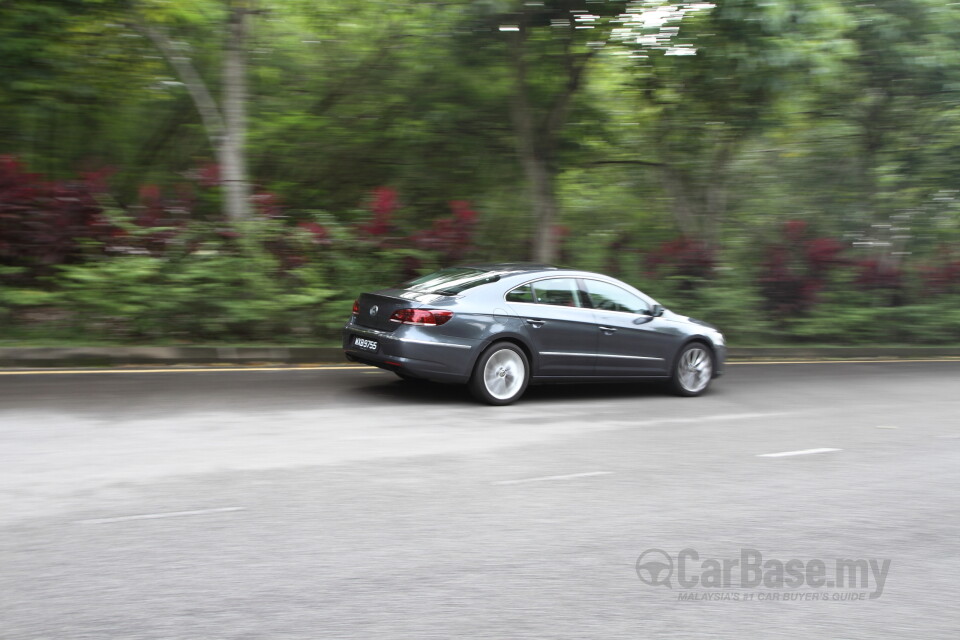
[669, 342, 714, 397]
[469, 343, 530, 406]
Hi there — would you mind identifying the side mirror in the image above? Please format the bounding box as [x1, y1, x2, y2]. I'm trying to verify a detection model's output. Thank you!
[650, 303, 664, 317]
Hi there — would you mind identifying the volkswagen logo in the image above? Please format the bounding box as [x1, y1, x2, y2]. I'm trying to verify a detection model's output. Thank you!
[369, 305, 379, 316]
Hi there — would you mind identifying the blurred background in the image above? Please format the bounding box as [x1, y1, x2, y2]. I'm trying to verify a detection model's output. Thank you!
[2, 0, 959, 347]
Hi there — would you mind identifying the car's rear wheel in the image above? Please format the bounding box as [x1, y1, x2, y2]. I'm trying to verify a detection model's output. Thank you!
[670, 342, 714, 396]
[470, 343, 529, 405]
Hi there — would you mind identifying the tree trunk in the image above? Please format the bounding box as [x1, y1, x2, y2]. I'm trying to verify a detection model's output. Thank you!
[702, 141, 734, 251]
[659, 165, 698, 239]
[659, 140, 736, 253]
[220, 0, 251, 221]
[507, 23, 589, 265]
[526, 153, 559, 264]
[132, 2, 251, 221]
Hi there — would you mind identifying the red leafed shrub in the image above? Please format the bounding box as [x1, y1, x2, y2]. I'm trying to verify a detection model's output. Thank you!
[115, 183, 199, 257]
[854, 259, 903, 290]
[252, 192, 283, 219]
[758, 220, 847, 316]
[0, 156, 120, 281]
[297, 221, 330, 244]
[409, 199, 479, 264]
[197, 163, 220, 187]
[357, 186, 399, 237]
[645, 237, 715, 285]
[919, 259, 960, 296]
[805, 237, 845, 272]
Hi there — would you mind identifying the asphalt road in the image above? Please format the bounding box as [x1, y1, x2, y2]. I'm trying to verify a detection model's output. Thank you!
[2, 361, 959, 639]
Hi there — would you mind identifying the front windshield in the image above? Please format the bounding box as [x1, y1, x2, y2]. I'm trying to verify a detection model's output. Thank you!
[403, 268, 503, 295]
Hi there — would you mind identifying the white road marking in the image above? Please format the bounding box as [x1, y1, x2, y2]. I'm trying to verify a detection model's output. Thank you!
[76, 507, 245, 524]
[493, 471, 613, 486]
[757, 448, 842, 458]
[875, 425, 899, 429]
[729, 358, 960, 365]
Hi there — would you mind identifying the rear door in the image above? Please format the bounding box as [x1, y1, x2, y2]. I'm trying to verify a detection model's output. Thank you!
[504, 277, 598, 377]
[582, 278, 673, 376]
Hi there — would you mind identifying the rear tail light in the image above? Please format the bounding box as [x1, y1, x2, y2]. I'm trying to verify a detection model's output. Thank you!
[389, 309, 454, 326]
[352, 299, 359, 317]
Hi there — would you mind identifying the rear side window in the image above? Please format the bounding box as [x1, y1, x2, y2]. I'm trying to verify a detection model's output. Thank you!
[532, 278, 585, 308]
[505, 283, 535, 303]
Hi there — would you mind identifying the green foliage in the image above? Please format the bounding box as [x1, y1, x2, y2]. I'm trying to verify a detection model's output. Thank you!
[44, 250, 336, 341]
[790, 299, 960, 345]
[2, 0, 960, 347]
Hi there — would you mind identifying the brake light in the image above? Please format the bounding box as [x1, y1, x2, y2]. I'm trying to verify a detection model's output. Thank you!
[352, 299, 359, 317]
[389, 309, 454, 326]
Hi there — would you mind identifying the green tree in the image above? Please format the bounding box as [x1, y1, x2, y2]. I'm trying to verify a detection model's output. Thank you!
[127, 0, 256, 220]
[615, 0, 854, 250]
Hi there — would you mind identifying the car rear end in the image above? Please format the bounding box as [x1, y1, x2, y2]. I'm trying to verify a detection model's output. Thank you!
[343, 272, 500, 382]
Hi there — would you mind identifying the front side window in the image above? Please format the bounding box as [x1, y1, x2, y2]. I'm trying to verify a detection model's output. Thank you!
[583, 279, 649, 314]
[531, 278, 585, 308]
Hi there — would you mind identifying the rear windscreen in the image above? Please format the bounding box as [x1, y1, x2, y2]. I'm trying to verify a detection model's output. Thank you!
[403, 268, 502, 295]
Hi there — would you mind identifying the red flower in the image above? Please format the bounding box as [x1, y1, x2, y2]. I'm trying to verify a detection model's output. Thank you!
[297, 221, 329, 243]
[371, 186, 398, 217]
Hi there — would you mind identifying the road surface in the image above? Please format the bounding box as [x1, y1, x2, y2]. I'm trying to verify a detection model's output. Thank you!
[1, 361, 958, 639]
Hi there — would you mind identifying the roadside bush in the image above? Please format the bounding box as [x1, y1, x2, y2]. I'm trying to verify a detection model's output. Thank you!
[0, 167, 481, 342]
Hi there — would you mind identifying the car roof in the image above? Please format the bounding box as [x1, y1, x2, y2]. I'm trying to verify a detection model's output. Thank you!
[456, 262, 560, 273]
[455, 263, 615, 280]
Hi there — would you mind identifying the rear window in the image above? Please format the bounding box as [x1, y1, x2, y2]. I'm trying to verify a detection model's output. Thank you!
[403, 268, 502, 295]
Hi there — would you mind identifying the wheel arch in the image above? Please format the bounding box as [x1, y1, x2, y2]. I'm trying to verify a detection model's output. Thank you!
[669, 336, 716, 372]
[472, 334, 536, 380]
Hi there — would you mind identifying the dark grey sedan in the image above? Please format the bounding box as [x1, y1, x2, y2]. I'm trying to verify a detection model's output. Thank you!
[343, 263, 725, 405]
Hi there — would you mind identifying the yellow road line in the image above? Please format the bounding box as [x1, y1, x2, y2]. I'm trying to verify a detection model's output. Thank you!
[0, 365, 369, 375]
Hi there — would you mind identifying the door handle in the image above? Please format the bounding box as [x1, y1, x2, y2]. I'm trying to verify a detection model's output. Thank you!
[598, 326, 617, 334]
[525, 318, 546, 328]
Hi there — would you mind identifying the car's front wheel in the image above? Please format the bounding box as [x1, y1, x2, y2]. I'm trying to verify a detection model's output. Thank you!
[469, 343, 530, 405]
[670, 342, 714, 397]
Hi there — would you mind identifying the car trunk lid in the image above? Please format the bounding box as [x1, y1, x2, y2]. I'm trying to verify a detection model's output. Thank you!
[355, 290, 430, 332]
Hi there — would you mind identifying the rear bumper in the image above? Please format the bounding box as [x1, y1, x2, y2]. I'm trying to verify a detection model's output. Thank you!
[342, 320, 478, 383]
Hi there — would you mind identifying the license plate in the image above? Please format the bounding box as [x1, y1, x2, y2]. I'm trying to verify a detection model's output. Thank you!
[352, 336, 379, 352]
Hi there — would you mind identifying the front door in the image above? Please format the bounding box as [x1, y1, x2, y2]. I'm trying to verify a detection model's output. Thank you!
[581, 279, 672, 376]
[505, 277, 598, 377]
